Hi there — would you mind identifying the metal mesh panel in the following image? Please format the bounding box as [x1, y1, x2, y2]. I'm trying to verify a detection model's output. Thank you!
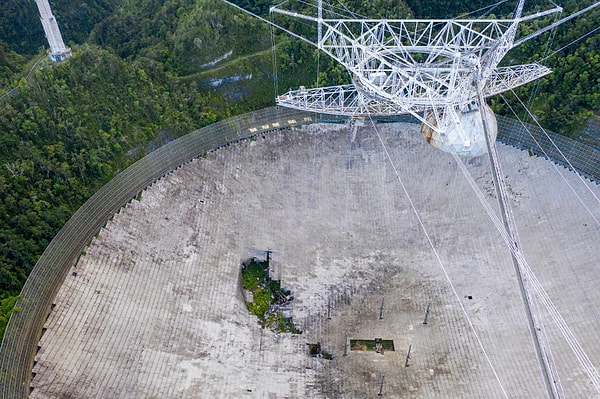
[0, 107, 597, 398]
[496, 115, 600, 183]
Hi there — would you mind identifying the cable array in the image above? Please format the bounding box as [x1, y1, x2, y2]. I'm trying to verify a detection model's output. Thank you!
[539, 25, 600, 61]
[457, 0, 511, 18]
[451, 151, 600, 395]
[501, 92, 600, 229]
[366, 114, 510, 398]
[270, 13, 279, 98]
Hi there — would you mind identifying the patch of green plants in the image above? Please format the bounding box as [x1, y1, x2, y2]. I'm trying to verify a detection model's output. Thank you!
[241, 256, 300, 334]
[0, 295, 20, 339]
[246, 285, 271, 316]
[350, 339, 395, 352]
[241, 258, 269, 291]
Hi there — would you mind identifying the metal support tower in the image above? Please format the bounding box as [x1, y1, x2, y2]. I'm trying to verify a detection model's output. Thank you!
[35, 0, 72, 62]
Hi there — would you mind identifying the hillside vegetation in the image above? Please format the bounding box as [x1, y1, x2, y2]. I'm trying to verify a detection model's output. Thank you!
[501, 0, 600, 133]
[0, 0, 598, 337]
[0, 0, 289, 332]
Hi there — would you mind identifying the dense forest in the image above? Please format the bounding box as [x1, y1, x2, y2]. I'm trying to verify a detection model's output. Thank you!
[0, 0, 598, 339]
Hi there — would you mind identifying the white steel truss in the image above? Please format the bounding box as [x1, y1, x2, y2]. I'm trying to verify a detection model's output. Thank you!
[272, 0, 561, 134]
[277, 63, 551, 131]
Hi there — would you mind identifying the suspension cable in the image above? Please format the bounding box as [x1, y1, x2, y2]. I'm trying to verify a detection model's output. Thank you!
[452, 149, 600, 395]
[527, 7, 561, 107]
[451, 150, 562, 398]
[270, 12, 279, 98]
[364, 114, 510, 398]
[506, 90, 600, 224]
[538, 25, 600, 62]
[456, 0, 511, 18]
[476, 84, 559, 399]
[221, 0, 317, 48]
[334, 0, 365, 19]
[513, 1, 600, 48]
[316, 0, 322, 87]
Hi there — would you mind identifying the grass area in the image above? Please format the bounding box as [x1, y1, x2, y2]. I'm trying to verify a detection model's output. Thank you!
[350, 339, 395, 352]
[241, 256, 300, 334]
[242, 258, 269, 291]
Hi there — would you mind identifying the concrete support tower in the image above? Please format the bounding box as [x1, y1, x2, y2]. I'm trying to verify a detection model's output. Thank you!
[35, 0, 72, 61]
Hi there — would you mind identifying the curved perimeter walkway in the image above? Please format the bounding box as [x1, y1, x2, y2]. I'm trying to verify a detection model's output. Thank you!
[28, 123, 600, 398]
